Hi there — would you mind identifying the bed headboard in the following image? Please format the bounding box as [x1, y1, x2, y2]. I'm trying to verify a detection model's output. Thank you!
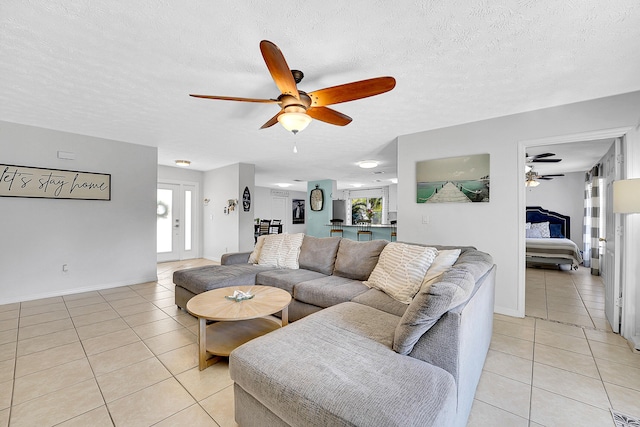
[526, 206, 571, 239]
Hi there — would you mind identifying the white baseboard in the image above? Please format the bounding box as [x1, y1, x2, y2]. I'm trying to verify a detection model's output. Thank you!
[0, 275, 159, 306]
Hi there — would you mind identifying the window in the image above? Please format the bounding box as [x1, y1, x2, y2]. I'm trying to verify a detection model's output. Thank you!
[345, 187, 389, 225]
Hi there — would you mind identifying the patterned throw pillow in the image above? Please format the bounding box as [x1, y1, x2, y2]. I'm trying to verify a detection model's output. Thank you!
[364, 243, 438, 304]
[248, 235, 267, 264]
[257, 233, 305, 269]
[531, 222, 550, 238]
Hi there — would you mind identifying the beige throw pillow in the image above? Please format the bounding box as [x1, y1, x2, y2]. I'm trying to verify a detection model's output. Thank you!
[248, 235, 268, 264]
[257, 233, 305, 269]
[420, 249, 461, 292]
[364, 243, 438, 304]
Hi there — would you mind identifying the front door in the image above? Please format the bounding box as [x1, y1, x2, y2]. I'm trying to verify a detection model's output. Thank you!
[157, 182, 197, 262]
[603, 138, 622, 332]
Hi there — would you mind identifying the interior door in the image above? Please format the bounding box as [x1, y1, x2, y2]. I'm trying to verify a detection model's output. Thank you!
[603, 139, 622, 332]
[271, 197, 288, 233]
[157, 182, 197, 262]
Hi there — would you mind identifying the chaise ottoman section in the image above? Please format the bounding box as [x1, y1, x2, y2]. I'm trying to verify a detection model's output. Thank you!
[230, 302, 457, 427]
[173, 264, 274, 309]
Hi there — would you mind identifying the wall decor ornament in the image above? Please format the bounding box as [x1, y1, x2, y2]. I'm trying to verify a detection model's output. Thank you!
[0, 164, 111, 200]
[292, 199, 305, 224]
[416, 154, 490, 203]
[310, 185, 324, 211]
[242, 186, 251, 212]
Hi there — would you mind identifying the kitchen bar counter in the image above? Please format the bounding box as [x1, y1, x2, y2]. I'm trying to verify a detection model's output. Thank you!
[327, 224, 395, 241]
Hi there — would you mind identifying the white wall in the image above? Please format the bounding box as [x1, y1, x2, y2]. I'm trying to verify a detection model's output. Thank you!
[0, 121, 157, 304]
[253, 187, 307, 235]
[525, 171, 585, 249]
[202, 163, 255, 260]
[397, 91, 640, 319]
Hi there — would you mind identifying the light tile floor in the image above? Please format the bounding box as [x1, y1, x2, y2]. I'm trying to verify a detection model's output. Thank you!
[1, 262, 638, 426]
[469, 266, 640, 427]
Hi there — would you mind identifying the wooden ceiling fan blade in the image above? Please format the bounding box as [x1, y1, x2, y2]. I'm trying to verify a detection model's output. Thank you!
[308, 77, 396, 107]
[307, 107, 352, 126]
[189, 94, 279, 104]
[260, 40, 300, 100]
[260, 111, 284, 129]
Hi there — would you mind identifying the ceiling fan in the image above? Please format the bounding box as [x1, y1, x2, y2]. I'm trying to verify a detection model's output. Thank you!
[526, 152, 562, 163]
[190, 40, 396, 134]
[525, 169, 564, 187]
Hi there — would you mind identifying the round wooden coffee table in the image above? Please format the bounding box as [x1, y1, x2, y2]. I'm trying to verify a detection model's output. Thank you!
[186, 285, 291, 370]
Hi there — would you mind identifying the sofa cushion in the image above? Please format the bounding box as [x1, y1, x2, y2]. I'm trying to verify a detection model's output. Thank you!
[351, 289, 408, 317]
[294, 276, 368, 308]
[230, 302, 457, 427]
[393, 249, 494, 355]
[258, 233, 305, 269]
[255, 269, 327, 294]
[298, 235, 341, 275]
[364, 243, 438, 304]
[333, 239, 388, 281]
[173, 264, 274, 295]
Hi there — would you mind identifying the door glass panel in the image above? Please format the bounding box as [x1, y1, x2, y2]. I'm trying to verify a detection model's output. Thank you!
[184, 190, 192, 251]
[157, 189, 173, 253]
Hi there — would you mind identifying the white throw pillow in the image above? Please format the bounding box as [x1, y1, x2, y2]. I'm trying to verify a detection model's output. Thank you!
[531, 221, 550, 238]
[364, 243, 438, 304]
[420, 249, 462, 293]
[248, 235, 267, 264]
[257, 233, 305, 269]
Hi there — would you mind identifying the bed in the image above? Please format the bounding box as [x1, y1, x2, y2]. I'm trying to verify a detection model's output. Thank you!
[525, 206, 583, 270]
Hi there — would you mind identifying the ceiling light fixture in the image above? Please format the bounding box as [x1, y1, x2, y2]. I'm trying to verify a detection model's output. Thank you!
[358, 161, 378, 169]
[278, 111, 312, 135]
[175, 160, 191, 167]
[276, 183, 292, 188]
[351, 183, 363, 188]
[525, 179, 540, 187]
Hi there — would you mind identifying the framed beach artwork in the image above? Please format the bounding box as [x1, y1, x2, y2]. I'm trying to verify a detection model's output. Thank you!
[416, 154, 490, 203]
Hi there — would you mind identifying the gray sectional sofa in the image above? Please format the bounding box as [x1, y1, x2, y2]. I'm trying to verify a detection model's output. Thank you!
[173, 235, 496, 427]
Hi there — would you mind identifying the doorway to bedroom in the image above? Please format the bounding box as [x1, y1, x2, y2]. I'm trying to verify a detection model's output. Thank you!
[520, 130, 625, 333]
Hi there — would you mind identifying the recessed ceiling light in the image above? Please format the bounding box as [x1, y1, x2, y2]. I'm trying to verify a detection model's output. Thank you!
[276, 183, 292, 188]
[358, 161, 378, 169]
[175, 160, 191, 167]
[351, 183, 363, 188]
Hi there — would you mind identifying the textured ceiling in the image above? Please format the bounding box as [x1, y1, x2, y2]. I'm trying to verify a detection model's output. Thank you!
[1, 1, 640, 191]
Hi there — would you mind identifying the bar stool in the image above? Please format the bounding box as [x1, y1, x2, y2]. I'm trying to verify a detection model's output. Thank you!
[329, 219, 343, 236]
[356, 221, 372, 241]
[390, 220, 397, 241]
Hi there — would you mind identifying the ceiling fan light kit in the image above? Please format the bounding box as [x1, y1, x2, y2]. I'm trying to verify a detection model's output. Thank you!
[190, 40, 395, 136]
[278, 111, 312, 134]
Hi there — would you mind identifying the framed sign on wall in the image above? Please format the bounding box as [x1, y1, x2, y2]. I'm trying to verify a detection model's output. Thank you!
[0, 164, 111, 200]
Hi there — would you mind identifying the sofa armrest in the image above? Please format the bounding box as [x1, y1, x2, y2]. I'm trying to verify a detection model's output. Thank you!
[408, 265, 496, 427]
[221, 252, 252, 265]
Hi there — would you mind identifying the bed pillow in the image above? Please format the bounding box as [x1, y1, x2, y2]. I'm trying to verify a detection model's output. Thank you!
[257, 233, 305, 269]
[364, 243, 439, 304]
[421, 249, 462, 293]
[525, 228, 542, 238]
[531, 221, 550, 238]
[549, 223, 565, 238]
